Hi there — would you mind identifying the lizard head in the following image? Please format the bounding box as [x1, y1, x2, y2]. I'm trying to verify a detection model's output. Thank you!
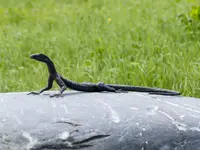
[30, 53, 51, 63]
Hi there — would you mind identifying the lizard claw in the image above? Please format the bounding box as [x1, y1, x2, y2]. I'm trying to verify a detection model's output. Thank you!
[50, 93, 63, 98]
[27, 92, 40, 95]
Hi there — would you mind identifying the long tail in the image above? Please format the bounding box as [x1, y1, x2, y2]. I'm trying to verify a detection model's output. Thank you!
[106, 84, 181, 96]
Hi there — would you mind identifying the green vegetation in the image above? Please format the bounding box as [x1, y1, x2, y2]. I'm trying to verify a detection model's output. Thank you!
[0, 0, 200, 97]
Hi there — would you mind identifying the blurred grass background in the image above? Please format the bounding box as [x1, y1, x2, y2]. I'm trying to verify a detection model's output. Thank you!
[0, 0, 200, 97]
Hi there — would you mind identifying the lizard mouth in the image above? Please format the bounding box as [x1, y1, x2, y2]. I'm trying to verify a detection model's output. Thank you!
[30, 53, 50, 63]
[30, 54, 35, 59]
[30, 54, 41, 61]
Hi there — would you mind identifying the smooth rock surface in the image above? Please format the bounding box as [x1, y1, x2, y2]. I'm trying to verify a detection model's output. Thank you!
[0, 91, 200, 150]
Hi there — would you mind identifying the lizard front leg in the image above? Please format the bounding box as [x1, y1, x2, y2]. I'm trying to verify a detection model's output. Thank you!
[27, 75, 54, 95]
[50, 75, 67, 98]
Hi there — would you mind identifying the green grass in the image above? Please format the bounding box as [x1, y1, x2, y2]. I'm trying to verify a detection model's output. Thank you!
[0, 0, 199, 97]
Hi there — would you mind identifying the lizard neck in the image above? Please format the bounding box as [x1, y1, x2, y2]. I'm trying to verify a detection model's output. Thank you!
[46, 60, 57, 75]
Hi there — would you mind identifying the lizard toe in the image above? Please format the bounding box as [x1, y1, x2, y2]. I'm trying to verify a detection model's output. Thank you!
[50, 93, 63, 98]
[27, 92, 40, 95]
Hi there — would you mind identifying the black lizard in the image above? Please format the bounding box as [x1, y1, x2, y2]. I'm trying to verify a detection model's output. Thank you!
[27, 53, 181, 97]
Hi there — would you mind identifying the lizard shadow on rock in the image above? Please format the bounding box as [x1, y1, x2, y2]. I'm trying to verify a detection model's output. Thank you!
[43, 91, 88, 97]
[43, 91, 125, 98]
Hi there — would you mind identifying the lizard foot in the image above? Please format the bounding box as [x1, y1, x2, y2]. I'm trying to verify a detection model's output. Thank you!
[115, 89, 128, 93]
[50, 93, 63, 98]
[27, 92, 40, 95]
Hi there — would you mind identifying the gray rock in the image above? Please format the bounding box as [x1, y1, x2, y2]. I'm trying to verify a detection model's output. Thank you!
[0, 91, 200, 150]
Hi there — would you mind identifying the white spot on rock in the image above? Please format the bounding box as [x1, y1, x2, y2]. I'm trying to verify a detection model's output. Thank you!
[58, 132, 70, 140]
[22, 131, 38, 149]
[61, 104, 68, 114]
[190, 127, 200, 132]
[97, 100, 120, 123]
[159, 110, 187, 131]
[21, 110, 24, 116]
[136, 122, 140, 126]
[130, 107, 138, 110]
[180, 115, 185, 120]
[2, 118, 6, 122]
[155, 99, 200, 114]
[147, 105, 159, 115]
[51, 101, 56, 108]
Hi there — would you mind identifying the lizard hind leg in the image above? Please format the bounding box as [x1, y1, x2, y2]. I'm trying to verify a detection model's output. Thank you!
[97, 82, 118, 92]
[115, 89, 128, 93]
